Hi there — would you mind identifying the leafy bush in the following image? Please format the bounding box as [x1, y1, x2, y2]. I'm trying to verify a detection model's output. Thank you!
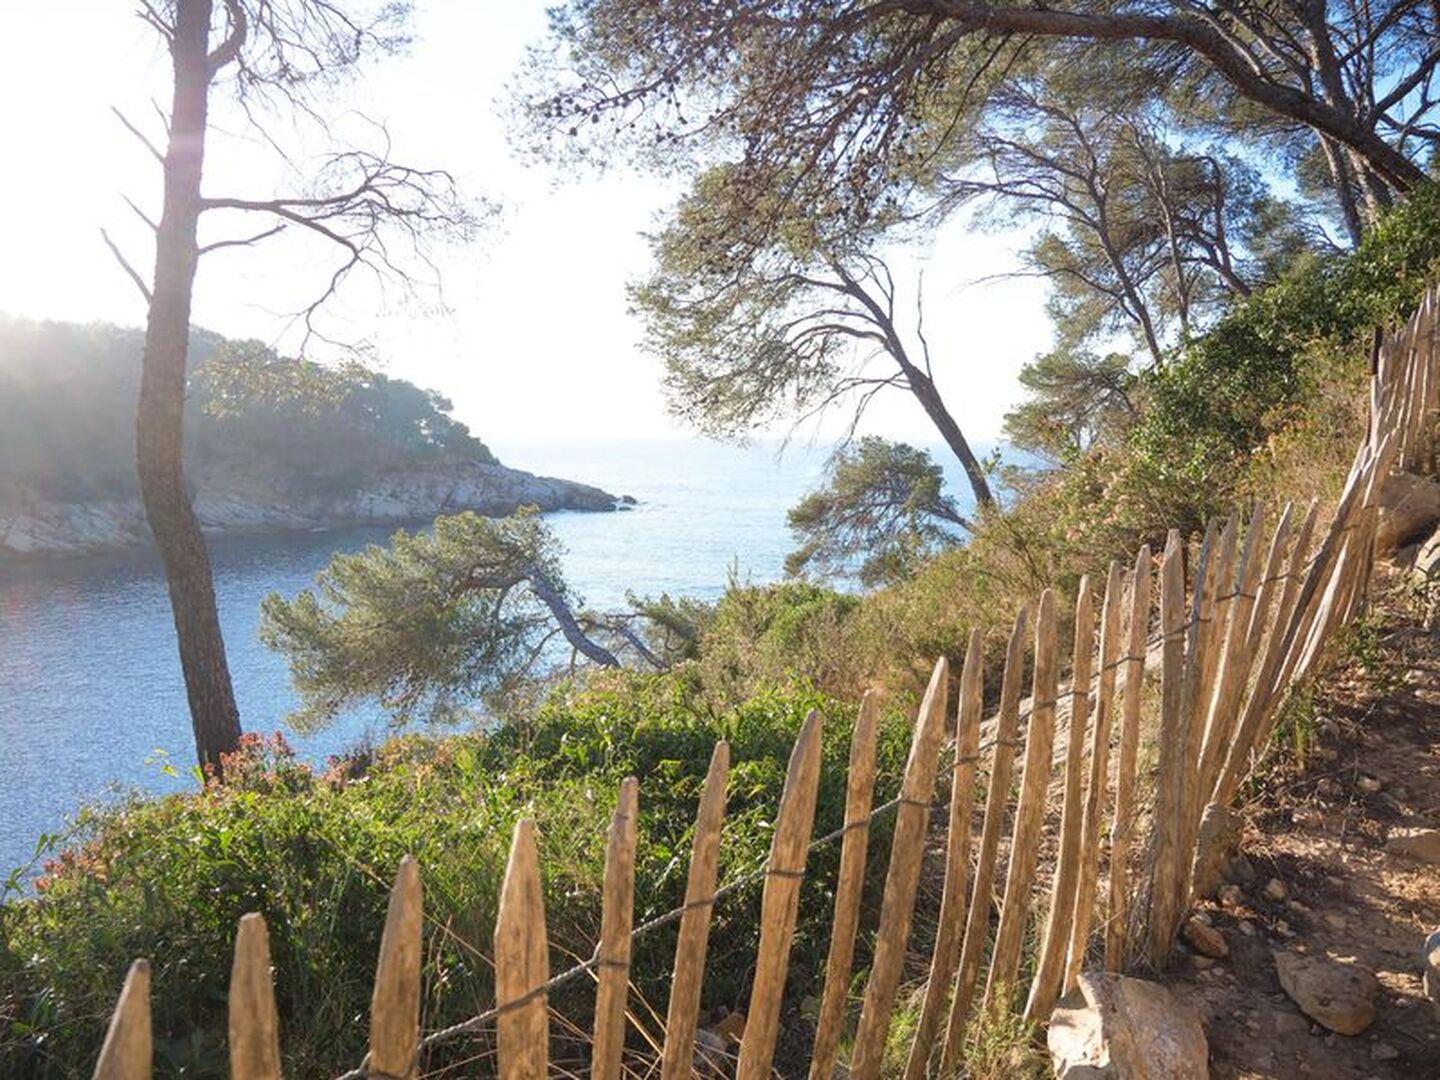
[693, 580, 865, 702]
[0, 679, 911, 1078]
[1127, 180, 1440, 511]
[961, 179, 1440, 576]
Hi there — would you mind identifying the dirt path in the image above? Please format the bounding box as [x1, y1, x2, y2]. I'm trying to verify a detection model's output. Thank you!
[1162, 586, 1440, 1079]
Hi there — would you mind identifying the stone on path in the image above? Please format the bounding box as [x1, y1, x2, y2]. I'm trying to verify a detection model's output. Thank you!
[1182, 916, 1230, 959]
[1191, 803, 1242, 900]
[1384, 827, 1440, 863]
[1273, 951, 1379, 1036]
[1409, 522, 1440, 578]
[1377, 472, 1440, 553]
[1048, 972, 1209, 1079]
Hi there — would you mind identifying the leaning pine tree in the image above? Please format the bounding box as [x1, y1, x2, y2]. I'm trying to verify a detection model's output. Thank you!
[106, 0, 475, 766]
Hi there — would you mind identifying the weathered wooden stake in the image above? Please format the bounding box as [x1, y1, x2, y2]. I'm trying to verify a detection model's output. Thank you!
[92, 959, 152, 1080]
[850, 658, 950, 1080]
[1145, 532, 1188, 970]
[940, 608, 1028, 1073]
[369, 856, 421, 1080]
[984, 590, 1058, 1011]
[660, 741, 730, 1080]
[592, 778, 639, 1080]
[230, 913, 282, 1080]
[496, 820, 549, 1080]
[1178, 519, 1227, 862]
[904, 630, 984, 1080]
[1106, 545, 1151, 971]
[737, 711, 825, 1080]
[1066, 561, 1124, 989]
[809, 693, 881, 1080]
[1025, 578, 1094, 1022]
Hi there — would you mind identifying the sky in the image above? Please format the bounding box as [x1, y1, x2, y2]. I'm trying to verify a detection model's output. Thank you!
[0, 2, 1052, 448]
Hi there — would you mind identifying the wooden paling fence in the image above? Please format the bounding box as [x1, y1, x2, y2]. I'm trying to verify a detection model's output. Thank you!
[91, 285, 1437, 1079]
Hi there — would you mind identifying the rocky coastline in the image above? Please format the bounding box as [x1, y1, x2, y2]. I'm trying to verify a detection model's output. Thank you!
[0, 459, 621, 558]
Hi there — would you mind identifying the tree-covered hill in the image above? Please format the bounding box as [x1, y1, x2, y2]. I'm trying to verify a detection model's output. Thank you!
[0, 316, 497, 503]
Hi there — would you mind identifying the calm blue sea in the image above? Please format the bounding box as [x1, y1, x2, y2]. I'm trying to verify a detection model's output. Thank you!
[0, 437, 987, 876]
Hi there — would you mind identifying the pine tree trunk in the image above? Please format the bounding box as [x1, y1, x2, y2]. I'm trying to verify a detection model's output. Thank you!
[902, 364, 997, 513]
[138, 0, 243, 769]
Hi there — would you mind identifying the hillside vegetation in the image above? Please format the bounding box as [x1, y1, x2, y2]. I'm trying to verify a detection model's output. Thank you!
[2, 184, 1437, 1077]
[0, 318, 495, 503]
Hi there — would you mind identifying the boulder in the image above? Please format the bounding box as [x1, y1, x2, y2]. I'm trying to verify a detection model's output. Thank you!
[1385, 827, 1440, 863]
[1047, 972, 1209, 1079]
[1411, 524, 1440, 581]
[1190, 803, 1242, 900]
[1377, 472, 1440, 554]
[1274, 951, 1378, 1035]
[1181, 917, 1230, 959]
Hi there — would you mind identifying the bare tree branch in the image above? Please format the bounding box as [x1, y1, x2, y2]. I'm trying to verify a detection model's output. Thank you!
[197, 222, 288, 255]
[121, 194, 159, 233]
[99, 228, 152, 303]
[111, 106, 164, 165]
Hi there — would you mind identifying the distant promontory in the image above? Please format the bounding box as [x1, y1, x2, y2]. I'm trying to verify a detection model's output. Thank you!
[0, 317, 618, 558]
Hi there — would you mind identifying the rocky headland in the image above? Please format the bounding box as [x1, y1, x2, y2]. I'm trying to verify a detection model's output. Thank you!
[0, 459, 620, 558]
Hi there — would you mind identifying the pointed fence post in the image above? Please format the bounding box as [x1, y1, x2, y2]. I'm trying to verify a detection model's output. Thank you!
[1293, 469, 1383, 682]
[809, 692, 881, 1080]
[660, 741, 730, 1080]
[369, 856, 421, 1080]
[903, 630, 985, 1080]
[1067, 562, 1125, 989]
[1214, 508, 1288, 781]
[1025, 578, 1094, 1022]
[1216, 501, 1317, 805]
[1178, 519, 1227, 864]
[1106, 545, 1151, 971]
[592, 778, 639, 1080]
[940, 608, 1028, 1074]
[230, 914, 282, 1080]
[1145, 532, 1188, 970]
[496, 820, 549, 1080]
[1195, 508, 1267, 808]
[1269, 449, 1374, 699]
[92, 959, 151, 1080]
[849, 657, 950, 1080]
[984, 589, 1058, 1012]
[737, 711, 825, 1080]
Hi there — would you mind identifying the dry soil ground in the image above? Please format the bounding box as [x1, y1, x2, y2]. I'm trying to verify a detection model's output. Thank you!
[1162, 584, 1440, 1079]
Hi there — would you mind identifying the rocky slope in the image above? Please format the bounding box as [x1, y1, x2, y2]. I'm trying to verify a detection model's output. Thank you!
[1157, 571, 1440, 1080]
[0, 459, 620, 557]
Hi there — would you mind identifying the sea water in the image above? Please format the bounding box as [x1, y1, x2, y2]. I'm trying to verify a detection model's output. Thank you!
[0, 437, 985, 874]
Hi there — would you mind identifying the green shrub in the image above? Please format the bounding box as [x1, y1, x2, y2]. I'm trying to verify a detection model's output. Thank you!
[1128, 180, 1440, 513]
[693, 580, 865, 701]
[0, 680, 911, 1078]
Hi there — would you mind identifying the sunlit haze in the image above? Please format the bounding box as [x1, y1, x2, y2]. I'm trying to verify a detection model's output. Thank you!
[0, 1, 1051, 445]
